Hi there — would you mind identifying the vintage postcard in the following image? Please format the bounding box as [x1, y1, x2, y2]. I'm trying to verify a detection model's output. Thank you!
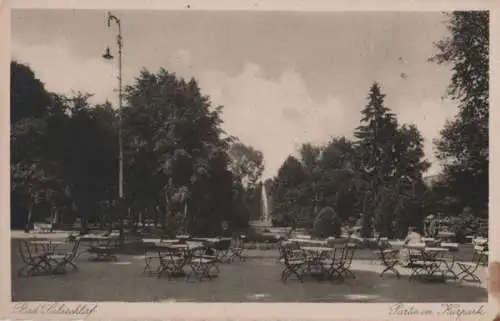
[1, 0, 498, 320]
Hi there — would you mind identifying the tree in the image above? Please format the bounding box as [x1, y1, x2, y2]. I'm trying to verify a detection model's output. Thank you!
[354, 83, 398, 237]
[312, 206, 342, 238]
[270, 156, 309, 227]
[353, 83, 431, 237]
[10, 62, 60, 230]
[123, 68, 232, 235]
[390, 124, 431, 237]
[10, 61, 51, 124]
[431, 11, 489, 213]
[317, 137, 360, 220]
[228, 141, 265, 223]
[228, 142, 264, 190]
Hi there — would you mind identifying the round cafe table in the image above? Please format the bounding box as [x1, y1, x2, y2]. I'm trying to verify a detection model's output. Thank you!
[30, 240, 66, 253]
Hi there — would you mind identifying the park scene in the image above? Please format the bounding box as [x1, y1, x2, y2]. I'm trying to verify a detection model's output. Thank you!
[10, 10, 488, 302]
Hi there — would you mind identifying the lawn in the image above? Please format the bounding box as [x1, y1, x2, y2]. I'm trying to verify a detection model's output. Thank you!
[11, 238, 487, 302]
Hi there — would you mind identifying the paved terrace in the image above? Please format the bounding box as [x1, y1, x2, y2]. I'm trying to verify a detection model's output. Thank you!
[11, 233, 487, 303]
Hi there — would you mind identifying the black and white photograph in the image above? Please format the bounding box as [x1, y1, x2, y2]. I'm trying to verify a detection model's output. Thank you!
[9, 7, 490, 304]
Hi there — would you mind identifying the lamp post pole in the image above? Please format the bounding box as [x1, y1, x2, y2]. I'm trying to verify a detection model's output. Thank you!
[103, 12, 124, 245]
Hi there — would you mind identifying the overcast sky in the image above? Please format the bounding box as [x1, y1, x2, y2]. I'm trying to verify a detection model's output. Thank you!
[11, 10, 458, 179]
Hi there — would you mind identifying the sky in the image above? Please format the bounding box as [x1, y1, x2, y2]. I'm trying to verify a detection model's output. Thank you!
[11, 10, 458, 179]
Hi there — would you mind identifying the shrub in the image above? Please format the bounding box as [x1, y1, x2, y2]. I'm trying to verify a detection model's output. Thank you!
[312, 206, 342, 238]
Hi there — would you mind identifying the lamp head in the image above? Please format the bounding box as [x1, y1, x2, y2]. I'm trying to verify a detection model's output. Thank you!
[102, 47, 114, 60]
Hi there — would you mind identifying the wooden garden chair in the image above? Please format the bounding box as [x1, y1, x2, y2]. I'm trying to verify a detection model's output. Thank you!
[186, 246, 219, 281]
[142, 242, 162, 275]
[228, 235, 246, 261]
[88, 237, 118, 261]
[46, 239, 82, 273]
[321, 247, 346, 281]
[378, 247, 401, 279]
[437, 251, 458, 280]
[280, 242, 307, 283]
[17, 240, 51, 277]
[408, 250, 442, 282]
[157, 248, 187, 280]
[337, 247, 356, 279]
[212, 239, 232, 263]
[456, 252, 485, 283]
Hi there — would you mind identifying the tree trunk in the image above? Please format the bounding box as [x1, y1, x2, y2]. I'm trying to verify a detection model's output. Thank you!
[80, 211, 88, 235]
[25, 203, 33, 232]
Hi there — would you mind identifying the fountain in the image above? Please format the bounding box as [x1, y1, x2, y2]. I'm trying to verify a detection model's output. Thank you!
[249, 182, 273, 230]
[261, 184, 271, 226]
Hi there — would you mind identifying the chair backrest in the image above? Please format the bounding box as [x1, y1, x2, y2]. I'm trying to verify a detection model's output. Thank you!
[281, 242, 304, 264]
[407, 248, 422, 258]
[330, 247, 346, 265]
[18, 240, 34, 264]
[379, 248, 398, 264]
[343, 248, 355, 266]
[438, 251, 455, 265]
[68, 239, 81, 260]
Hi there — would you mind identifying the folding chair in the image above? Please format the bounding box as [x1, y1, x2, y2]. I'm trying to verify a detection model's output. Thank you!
[456, 253, 483, 283]
[321, 247, 346, 281]
[280, 242, 307, 283]
[379, 248, 401, 278]
[277, 240, 287, 262]
[437, 252, 458, 280]
[17, 240, 51, 277]
[213, 239, 232, 263]
[228, 235, 246, 261]
[46, 239, 82, 273]
[143, 242, 161, 275]
[337, 247, 356, 279]
[186, 246, 219, 281]
[88, 238, 118, 261]
[158, 248, 186, 280]
[408, 251, 442, 282]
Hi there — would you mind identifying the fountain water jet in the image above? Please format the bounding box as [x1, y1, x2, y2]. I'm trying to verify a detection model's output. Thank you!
[261, 183, 271, 225]
[249, 182, 273, 230]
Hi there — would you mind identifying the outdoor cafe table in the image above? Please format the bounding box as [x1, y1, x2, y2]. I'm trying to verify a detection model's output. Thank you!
[288, 238, 328, 247]
[31, 240, 66, 253]
[300, 246, 337, 279]
[409, 246, 451, 280]
[154, 242, 205, 277]
[192, 237, 223, 244]
[301, 246, 331, 263]
[154, 242, 205, 252]
[142, 238, 178, 244]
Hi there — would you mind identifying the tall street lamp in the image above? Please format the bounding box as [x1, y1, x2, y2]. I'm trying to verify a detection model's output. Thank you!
[102, 12, 124, 245]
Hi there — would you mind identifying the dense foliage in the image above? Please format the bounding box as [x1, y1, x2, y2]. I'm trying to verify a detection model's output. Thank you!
[269, 83, 431, 238]
[430, 11, 489, 214]
[11, 63, 263, 238]
[312, 206, 342, 238]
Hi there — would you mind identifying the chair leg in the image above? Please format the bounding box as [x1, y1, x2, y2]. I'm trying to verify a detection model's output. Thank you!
[68, 260, 79, 272]
[281, 268, 292, 283]
[292, 265, 303, 282]
[18, 265, 28, 277]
